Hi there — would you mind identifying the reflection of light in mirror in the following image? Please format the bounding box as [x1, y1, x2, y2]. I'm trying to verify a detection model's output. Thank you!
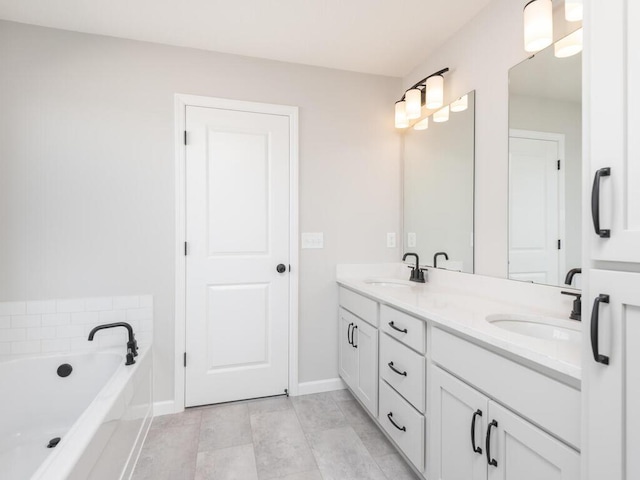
[413, 117, 429, 130]
[554, 28, 583, 58]
[523, 0, 553, 53]
[450, 95, 469, 112]
[405, 88, 422, 119]
[425, 75, 444, 109]
[565, 0, 583, 22]
[433, 105, 450, 123]
[395, 101, 409, 128]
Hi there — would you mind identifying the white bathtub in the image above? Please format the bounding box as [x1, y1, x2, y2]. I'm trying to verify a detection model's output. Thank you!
[0, 347, 153, 480]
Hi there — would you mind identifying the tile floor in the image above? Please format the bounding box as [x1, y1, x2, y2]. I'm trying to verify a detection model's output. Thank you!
[132, 389, 420, 480]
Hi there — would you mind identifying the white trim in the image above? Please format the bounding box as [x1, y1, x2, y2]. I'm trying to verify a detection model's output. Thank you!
[297, 378, 347, 396]
[153, 400, 178, 417]
[174, 94, 299, 412]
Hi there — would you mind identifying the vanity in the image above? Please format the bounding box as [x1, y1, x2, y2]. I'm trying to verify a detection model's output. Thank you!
[337, 266, 581, 479]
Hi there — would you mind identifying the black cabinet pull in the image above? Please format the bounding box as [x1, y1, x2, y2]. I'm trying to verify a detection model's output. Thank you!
[485, 419, 498, 467]
[353, 325, 358, 348]
[591, 294, 610, 365]
[388, 321, 408, 334]
[471, 409, 483, 455]
[347, 323, 353, 346]
[591, 167, 611, 238]
[388, 361, 408, 377]
[387, 412, 406, 432]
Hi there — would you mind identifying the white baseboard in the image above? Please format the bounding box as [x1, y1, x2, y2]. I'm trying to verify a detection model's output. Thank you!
[153, 400, 180, 417]
[297, 377, 346, 396]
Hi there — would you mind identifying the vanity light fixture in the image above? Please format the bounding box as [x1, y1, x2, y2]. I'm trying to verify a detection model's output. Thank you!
[565, 0, 583, 22]
[523, 0, 553, 53]
[413, 117, 429, 130]
[554, 28, 583, 57]
[394, 67, 449, 129]
[450, 94, 469, 113]
[433, 105, 450, 123]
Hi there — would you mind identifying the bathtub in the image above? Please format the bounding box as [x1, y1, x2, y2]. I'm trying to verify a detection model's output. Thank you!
[0, 347, 152, 480]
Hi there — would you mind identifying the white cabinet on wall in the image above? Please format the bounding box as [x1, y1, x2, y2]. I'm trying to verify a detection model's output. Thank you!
[431, 366, 580, 480]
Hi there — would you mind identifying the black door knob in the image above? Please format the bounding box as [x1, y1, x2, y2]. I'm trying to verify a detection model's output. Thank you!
[276, 264, 287, 273]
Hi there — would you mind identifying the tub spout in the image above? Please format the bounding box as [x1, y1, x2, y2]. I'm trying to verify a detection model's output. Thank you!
[88, 322, 139, 365]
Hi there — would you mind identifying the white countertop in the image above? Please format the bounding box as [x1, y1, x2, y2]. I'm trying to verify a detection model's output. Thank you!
[337, 271, 582, 384]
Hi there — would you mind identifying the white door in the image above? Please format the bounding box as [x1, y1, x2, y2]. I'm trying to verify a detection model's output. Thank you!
[353, 319, 378, 415]
[430, 366, 488, 480]
[509, 134, 561, 284]
[487, 402, 579, 480]
[185, 105, 291, 407]
[338, 308, 357, 391]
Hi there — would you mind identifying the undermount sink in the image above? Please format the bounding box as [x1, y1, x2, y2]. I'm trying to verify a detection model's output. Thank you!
[363, 278, 415, 288]
[486, 313, 580, 343]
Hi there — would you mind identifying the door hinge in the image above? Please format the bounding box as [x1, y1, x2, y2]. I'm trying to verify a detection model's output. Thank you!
[184, 352, 187, 367]
[184, 242, 188, 256]
[557, 159, 561, 170]
[558, 239, 562, 250]
[184, 131, 187, 146]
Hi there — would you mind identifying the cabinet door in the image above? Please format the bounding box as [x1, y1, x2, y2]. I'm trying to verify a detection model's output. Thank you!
[584, 269, 640, 479]
[353, 318, 378, 415]
[486, 402, 579, 480]
[338, 308, 357, 391]
[588, 0, 640, 263]
[430, 366, 488, 480]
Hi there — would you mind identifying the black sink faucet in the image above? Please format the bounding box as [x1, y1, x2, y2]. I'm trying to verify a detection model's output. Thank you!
[433, 251, 449, 269]
[565, 268, 582, 287]
[402, 252, 427, 283]
[561, 291, 582, 321]
[88, 322, 139, 365]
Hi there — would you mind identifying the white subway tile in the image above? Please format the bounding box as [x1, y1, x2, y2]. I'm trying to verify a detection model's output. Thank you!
[0, 343, 11, 355]
[140, 318, 153, 332]
[70, 337, 98, 352]
[99, 310, 126, 323]
[113, 296, 139, 310]
[0, 302, 26, 316]
[139, 295, 153, 308]
[0, 316, 10, 329]
[26, 300, 57, 314]
[126, 308, 152, 322]
[41, 338, 70, 353]
[0, 328, 26, 342]
[71, 311, 100, 325]
[27, 327, 56, 341]
[11, 341, 41, 354]
[11, 315, 41, 328]
[56, 325, 86, 339]
[85, 297, 113, 312]
[98, 335, 126, 348]
[56, 299, 86, 313]
[42, 313, 71, 327]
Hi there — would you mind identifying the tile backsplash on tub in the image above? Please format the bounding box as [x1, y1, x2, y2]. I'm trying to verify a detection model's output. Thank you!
[0, 295, 153, 356]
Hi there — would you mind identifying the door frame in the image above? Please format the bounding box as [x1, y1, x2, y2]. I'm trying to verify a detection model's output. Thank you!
[508, 128, 566, 281]
[173, 94, 299, 412]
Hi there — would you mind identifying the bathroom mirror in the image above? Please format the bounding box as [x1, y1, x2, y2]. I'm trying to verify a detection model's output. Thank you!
[403, 90, 475, 273]
[508, 31, 582, 288]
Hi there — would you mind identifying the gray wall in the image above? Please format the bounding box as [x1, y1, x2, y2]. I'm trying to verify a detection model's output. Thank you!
[0, 20, 402, 401]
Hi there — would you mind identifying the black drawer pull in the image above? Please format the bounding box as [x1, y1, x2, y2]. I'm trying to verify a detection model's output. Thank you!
[485, 419, 498, 467]
[388, 361, 408, 377]
[352, 325, 358, 348]
[591, 167, 611, 238]
[471, 409, 483, 455]
[388, 321, 408, 334]
[347, 323, 353, 346]
[591, 294, 610, 365]
[387, 412, 406, 432]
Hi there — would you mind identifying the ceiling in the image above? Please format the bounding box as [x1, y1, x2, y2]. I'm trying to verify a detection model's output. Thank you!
[0, 0, 493, 77]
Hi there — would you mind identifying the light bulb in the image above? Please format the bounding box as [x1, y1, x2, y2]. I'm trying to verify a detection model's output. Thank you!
[425, 75, 444, 109]
[395, 101, 409, 129]
[413, 117, 429, 130]
[405, 88, 422, 119]
[554, 28, 583, 58]
[565, 0, 583, 22]
[450, 95, 468, 113]
[433, 106, 450, 123]
[524, 0, 553, 53]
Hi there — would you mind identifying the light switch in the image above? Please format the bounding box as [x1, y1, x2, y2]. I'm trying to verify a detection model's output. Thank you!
[407, 232, 416, 248]
[301, 232, 324, 249]
[387, 232, 397, 248]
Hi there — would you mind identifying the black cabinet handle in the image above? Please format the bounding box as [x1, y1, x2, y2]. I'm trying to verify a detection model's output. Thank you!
[387, 412, 406, 432]
[591, 167, 611, 238]
[388, 361, 408, 377]
[352, 325, 358, 348]
[591, 294, 610, 365]
[347, 323, 353, 346]
[388, 321, 408, 334]
[471, 409, 483, 455]
[485, 419, 498, 467]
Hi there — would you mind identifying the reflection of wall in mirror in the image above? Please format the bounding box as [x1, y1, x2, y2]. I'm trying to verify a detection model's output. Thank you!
[509, 95, 582, 275]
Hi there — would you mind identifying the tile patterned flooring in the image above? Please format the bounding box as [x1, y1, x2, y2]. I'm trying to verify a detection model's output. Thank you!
[132, 390, 420, 480]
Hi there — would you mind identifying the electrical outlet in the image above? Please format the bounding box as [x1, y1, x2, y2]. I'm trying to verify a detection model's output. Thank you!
[387, 233, 397, 248]
[408, 232, 417, 248]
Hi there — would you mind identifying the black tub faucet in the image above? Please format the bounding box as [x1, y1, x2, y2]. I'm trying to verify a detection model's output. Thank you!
[402, 252, 427, 283]
[433, 252, 449, 269]
[565, 268, 582, 287]
[88, 322, 139, 365]
[561, 291, 582, 321]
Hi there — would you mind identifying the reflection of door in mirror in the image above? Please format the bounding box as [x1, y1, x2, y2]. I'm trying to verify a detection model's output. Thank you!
[509, 130, 564, 285]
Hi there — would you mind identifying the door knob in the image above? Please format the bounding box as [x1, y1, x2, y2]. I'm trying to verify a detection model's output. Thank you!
[276, 264, 287, 273]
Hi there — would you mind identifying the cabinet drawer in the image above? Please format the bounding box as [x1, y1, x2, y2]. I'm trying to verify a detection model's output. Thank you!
[380, 334, 425, 412]
[380, 304, 425, 353]
[339, 287, 378, 327]
[432, 328, 581, 449]
[379, 380, 424, 471]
